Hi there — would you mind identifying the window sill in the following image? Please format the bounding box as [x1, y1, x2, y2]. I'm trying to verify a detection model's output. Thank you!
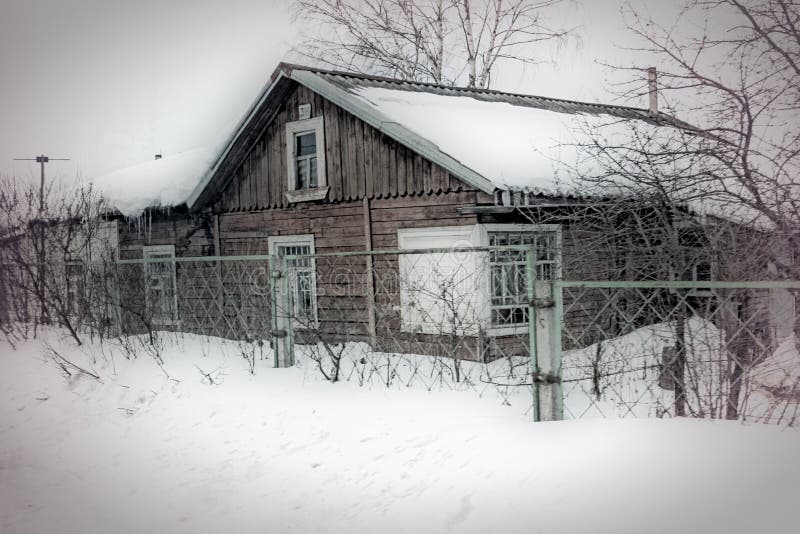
[487, 324, 529, 337]
[285, 186, 329, 203]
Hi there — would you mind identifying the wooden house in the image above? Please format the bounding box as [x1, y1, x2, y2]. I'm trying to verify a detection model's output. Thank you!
[95, 63, 728, 360]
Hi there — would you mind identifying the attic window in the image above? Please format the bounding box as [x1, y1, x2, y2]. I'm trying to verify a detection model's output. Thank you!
[294, 132, 318, 188]
[285, 116, 328, 203]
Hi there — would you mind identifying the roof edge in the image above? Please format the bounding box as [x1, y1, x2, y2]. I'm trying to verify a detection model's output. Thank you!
[186, 62, 697, 208]
[185, 64, 294, 209]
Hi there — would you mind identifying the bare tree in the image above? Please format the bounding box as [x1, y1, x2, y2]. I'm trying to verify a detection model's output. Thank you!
[510, 0, 800, 422]
[293, 0, 571, 88]
[586, 0, 799, 277]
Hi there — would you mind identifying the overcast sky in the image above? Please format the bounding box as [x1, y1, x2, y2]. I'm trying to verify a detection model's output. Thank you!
[0, 0, 695, 185]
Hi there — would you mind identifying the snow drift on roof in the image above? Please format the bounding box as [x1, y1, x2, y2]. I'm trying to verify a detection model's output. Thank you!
[351, 86, 630, 195]
[93, 147, 218, 216]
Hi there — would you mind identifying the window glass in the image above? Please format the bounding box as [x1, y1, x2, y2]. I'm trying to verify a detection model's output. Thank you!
[276, 243, 316, 324]
[489, 230, 558, 326]
[296, 158, 310, 189]
[143, 247, 177, 325]
[295, 132, 316, 156]
[695, 261, 712, 282]
[294, 132, 318, 190]
[309, 157, 318, 188]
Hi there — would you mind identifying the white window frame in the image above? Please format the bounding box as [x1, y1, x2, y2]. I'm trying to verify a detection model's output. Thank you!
[685, 257, 716, 297]
[397, 225, 485, 336]
[479, 224, 562, 336]
[396, 224, 562, 337]
[268, 234, 319, 329]
[285, 117, 328, 203]
[143, 244, 178, 326]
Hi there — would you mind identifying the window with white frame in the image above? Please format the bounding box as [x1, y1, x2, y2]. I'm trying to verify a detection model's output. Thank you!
[396, 224, 561, 335]
[268, 235, 318, 327]
[143, 245, 177, 325]
[285, 116, 327, 202]
[488, 229, 559, 327]
[397, 226, 484, 336]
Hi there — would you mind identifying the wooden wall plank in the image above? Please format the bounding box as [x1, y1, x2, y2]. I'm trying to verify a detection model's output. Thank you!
[355, 118, 366, 199]
[364, 124, 374, 198]
[393, 145, 403, 198]
[324, 98, 343, 201]
[277, 104, 288, 208]
[342, 113, 354, 201]
[213, 82, 481, 212]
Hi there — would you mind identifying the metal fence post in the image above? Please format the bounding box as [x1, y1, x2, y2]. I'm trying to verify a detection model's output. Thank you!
[527, 250, 563, 422]
[552, 281, 564, 420]
[282, 255, 295, 366]
[268, 254, 286, 368]
[525, 248, 541, 422]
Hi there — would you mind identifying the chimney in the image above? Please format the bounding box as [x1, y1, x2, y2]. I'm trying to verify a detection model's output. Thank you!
[647, 67, 658, 116]
[154, 154, 162, 160]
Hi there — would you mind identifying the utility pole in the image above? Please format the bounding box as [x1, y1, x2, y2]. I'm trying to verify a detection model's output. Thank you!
[13, 154, 70, 214]
[12, 154, 70, 327]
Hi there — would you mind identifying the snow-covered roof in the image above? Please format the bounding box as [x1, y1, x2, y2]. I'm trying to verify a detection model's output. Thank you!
[350, 86, 624, 195]
[185, 64, 688, 209]
[94, 147, 218, 216]
[98, 63, 690, 214]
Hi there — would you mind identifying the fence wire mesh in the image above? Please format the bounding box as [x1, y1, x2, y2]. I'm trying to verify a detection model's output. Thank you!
[100, 247, 541, 415]
[558, 282, 800, 425]
[2, 248, 798, 426]
[270, 247, 537, 411]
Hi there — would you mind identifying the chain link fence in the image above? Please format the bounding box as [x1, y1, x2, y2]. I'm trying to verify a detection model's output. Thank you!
[106, 246, 542, 415]
[2, 248, 798, 426]
[556, 281, 800, 426]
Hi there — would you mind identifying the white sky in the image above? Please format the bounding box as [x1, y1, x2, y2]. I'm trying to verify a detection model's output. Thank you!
[0, 0, 717, 186]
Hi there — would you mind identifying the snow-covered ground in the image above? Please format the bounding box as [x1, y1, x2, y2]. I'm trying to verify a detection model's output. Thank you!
[2, 331, 799, 534]
[562, 316, 800, 422]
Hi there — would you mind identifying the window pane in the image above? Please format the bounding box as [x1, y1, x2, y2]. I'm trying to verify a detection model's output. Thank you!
[296, 132, 316, 156]
[695, 261, 712, 281]
[492, 266, 503, 304]
[296, 159, 308, 189]
[537, 235, 555, 260]
[514, 265, 527, 297]
[309, 156, 318, 188]
[296, 271, 313, 320]
[488, 230, 559, 326]
[537, 263, 554, 280]
[144, 248, 176, 324]
[277, 243, 316, 324]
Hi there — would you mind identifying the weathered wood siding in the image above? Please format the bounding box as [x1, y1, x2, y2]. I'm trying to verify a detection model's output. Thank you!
[217, 191, 481, 349]
[214, 82, 466, 211]
[115, 211, 215, 336]
[117, 211, 214, 260]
